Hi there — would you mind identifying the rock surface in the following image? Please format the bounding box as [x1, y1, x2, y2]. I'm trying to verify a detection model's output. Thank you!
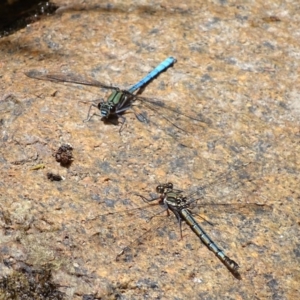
[0, 1, 299, 299]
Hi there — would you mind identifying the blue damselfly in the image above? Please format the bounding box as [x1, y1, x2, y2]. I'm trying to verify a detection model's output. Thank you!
[25, 57, 204, 136]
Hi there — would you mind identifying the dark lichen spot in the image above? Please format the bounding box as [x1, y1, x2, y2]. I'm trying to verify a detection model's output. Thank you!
[0, 265, 65, 299]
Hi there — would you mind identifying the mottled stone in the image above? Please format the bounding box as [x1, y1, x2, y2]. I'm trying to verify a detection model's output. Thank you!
[0, 0, 299, 299]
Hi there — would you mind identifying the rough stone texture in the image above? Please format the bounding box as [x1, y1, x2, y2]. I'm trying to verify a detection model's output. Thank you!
[0, 0, 299, 299]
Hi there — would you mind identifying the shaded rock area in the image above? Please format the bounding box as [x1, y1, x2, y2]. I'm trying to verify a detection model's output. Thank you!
[0, 0, 299, 299]
[0, 1, 58, 38]
[0, 264, 64, 300]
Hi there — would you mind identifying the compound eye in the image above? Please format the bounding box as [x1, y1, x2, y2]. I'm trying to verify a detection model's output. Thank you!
[156, 185, 163, 193]
[167, 182, 173, 189]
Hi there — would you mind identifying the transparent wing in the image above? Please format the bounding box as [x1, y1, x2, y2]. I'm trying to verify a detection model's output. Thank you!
[131, 95, 210, 139]
[25, 70, 208, 143]
[85, 199, 179, 262]
[25, 70, 118, 90]
[172, 162, 272, 224]
[189, 202, 273, 225]
[115, 213, 180, 263]
[186, 161, 267, 198]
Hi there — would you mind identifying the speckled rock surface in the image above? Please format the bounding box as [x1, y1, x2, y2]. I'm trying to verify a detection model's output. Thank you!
[0, 1, 299, 299]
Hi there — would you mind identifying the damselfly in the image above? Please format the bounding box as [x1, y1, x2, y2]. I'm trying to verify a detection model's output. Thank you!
[139, 183, 240, 276]
[25, 57, 205, 136]
[85, 166, 272, 278]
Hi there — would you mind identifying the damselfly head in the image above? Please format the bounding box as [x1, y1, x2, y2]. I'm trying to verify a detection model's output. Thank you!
[99, 103, 110, 118]
[156, 182, 173, 194]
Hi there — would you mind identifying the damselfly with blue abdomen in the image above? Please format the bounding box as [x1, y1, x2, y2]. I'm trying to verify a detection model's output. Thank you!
[25, 57, 206, 136]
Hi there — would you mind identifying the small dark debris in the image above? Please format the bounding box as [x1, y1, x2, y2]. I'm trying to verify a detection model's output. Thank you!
[54, 144, 74, 167]
[47, 172, 64, 181]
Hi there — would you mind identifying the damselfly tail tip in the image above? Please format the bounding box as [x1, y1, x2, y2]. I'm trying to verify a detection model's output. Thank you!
[169, 56, 177, 64]
[224, 257, 241, 279]
[224, 256, 240, 273]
